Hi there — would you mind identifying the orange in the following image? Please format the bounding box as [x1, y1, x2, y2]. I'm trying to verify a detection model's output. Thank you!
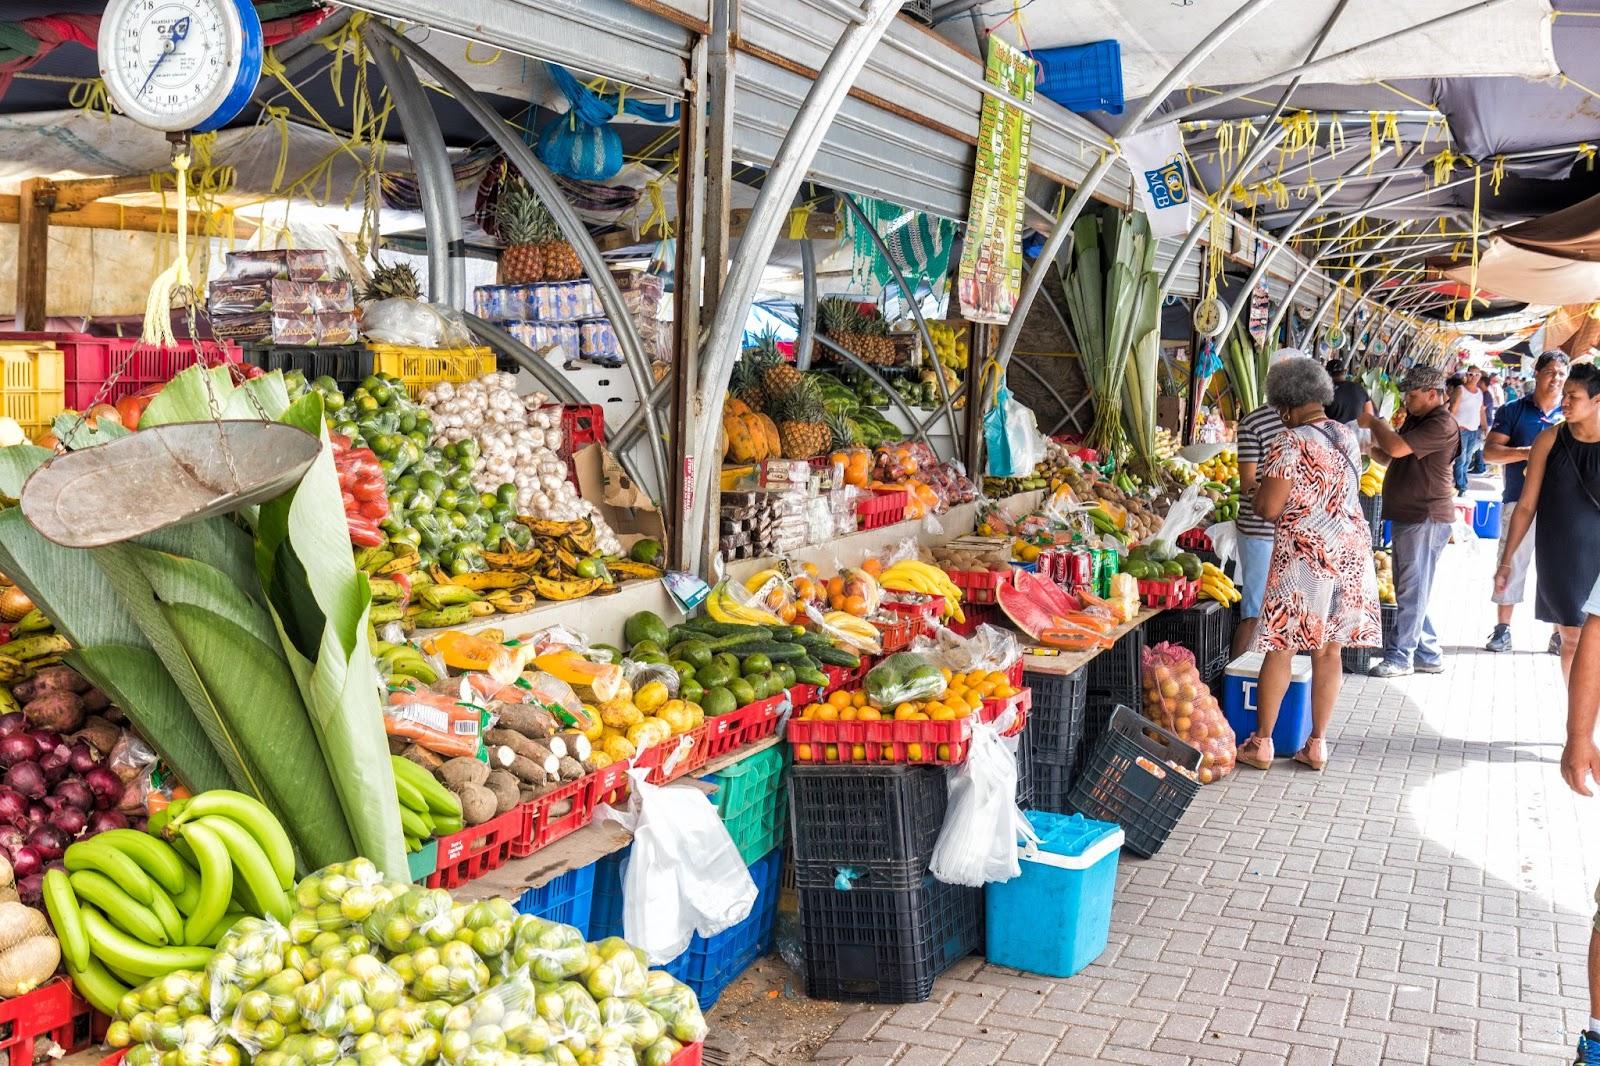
[851, 743, 867, 761]
[840, 706, 857, 721]
[815, 705, 839, 721]
[993, 683, 1016, 698]
[828, 689, 853, 709]
[905, 742, 924, 761]
[824, 744, 839, 762]
[795, 743, 813, 761]
[843, 595, 868, 616]
[853, 692, 869, 708]
[929, 705, 957, 721]
[940, 667, 954, 681]
[860, 557, 883, 577]
[936, 743, 952, 760]
[827, 576, 845, 600]
[894, 701, 917, 717]
[858, 707, 882, 721]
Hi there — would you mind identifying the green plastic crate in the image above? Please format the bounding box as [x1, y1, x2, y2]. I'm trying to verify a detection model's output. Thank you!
[704, 744, 787, 866]
[408, 840, 438, 884]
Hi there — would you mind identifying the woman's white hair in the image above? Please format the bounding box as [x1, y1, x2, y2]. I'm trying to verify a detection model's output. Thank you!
[1264, 356, 1335, 409]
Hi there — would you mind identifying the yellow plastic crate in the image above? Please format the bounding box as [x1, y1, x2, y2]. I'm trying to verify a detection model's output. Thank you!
[1, 345, 64, 440]
[366, 343, 496, 400]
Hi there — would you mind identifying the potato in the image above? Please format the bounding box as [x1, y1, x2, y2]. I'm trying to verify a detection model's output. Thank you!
[22, 692, 84, 733]
[74, 716, 120, 758]
[0, 903, 48, 954]
[438, 757, 489, 790]
[401, 745, 444, 771]
[11, 667, 87, 702]
[453, 784, 497, 827]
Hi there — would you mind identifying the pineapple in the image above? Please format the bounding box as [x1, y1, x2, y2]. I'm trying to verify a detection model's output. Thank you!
[360, 259, 422, 303]
[820, 297, 897, 365]
[826, 408, 859, 449]
[730, 349, 766, 414]
[769, 377, 831, 459]
[496, 179, 548, 284]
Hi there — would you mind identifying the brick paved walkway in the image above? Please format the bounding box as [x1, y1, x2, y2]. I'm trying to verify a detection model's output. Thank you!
[809, 537, 1597, 1064]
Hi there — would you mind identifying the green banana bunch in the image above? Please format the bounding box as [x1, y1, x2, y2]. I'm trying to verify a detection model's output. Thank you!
[391, 756, 464, 851]
[373, 639, 440, 684]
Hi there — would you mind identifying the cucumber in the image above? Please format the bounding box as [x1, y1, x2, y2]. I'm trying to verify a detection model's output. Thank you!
[703, 631, 773, 652]
[793, 665, 829, 687]
[812, 646, 862, 668]
[735, 641, 810, 662]
[686, 620, 765, 637]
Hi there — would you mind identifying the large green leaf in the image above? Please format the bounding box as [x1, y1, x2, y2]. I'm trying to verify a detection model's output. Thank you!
[0, 446, 53, 496]
[138, 367, 237, 427]
[255, 393, 406, 879]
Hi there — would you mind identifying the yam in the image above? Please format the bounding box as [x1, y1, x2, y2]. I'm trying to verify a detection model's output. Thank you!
[401, 745, 444, 771]
[22, 692, 84, 733]
[0, 902, 49, 953]
[80, 688, 110, 713]
[494, 704, 556, 739]
[484, 771, 522, 815]
[75, 716, 121, 757]
[438, 757, 490, 790]
[558, 732, 592, 761]
[387, 734, 411, 757]
[485, 728, 549, 763]
[506, 755, 551, 790]
[0, 934, 58, 996]
[557, 756, 586, 782]
[454, 784, 497, 827]
[12, 667, 86, 702]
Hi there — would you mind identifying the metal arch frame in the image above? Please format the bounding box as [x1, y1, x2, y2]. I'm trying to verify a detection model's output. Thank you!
[1303, 223, 1415, 341]
[813, 334, 935, 449]
[796, 240, 820, 372]
[1288, 172, 1484, 238]
[362, 24, 467, 309]
[688, 0, 906, 568]
[1159, 0, 1518, 126]
[993, 0, 1288, 381]
[837, 193, 960, 459]
[364, 20, 672, 497]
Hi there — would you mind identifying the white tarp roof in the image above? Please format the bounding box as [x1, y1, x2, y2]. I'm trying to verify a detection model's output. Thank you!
[967, 0, 1558, 99]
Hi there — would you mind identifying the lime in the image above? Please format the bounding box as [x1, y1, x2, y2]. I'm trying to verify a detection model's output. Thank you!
[630, 539, 663, 564]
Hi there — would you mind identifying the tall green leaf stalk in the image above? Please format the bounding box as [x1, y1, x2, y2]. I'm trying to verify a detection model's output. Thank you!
[1058, 206, 1161, 464]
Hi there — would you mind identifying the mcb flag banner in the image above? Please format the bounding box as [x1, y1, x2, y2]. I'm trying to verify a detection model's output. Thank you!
[1123, 123, 1192, 238]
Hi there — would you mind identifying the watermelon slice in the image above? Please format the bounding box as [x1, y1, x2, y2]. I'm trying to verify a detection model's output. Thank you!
[1012, 569, 1082, 618]
[996, 574, 1052, 639]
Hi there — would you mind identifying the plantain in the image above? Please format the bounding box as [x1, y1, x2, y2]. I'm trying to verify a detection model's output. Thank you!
[4, 633, 70, 661]
[519, 517, 580, 538]
[0, 656, 28, 685]
[554, 547, 583, 574]
[369, 603, 406, 624]
[376, 550, 422, 576]
[440, 570, 529, 591]
[419, 583, 480, 609]
[368, 578, 408, 602]
[486, 588, 537, 613]
[466, 601, 496, 617]
[606, 560, 665, 581]
[410, 605, 474, 629]
[529, 575, 606, 601]
[355, 547, 394, 572]
[14, 609, 52, 634]
[481, 547, 543, 569]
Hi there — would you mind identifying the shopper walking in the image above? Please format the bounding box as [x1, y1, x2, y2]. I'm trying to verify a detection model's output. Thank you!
[1558, 577, 1600, 1065]
[1237, 358, 1380, 771]
[1494, 362, 1600, 683]
[1324, 359, 1374, 425]
[1359, 367, 1461, 677]
[1233, 399, 1287, 658]
[1484, 351, 1568, 653]
[1452, 365, 1489, 493]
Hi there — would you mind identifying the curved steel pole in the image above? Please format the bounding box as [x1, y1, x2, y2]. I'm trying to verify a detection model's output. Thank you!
[839, 194, 959, 460]
[814, 335, 934, 449]
[994, 0, 1287, 377]
[367, 21, 670, 494]
[611, 376, 673, 455]
[1306, 224, 1412, 340]
[364, 25, 466, 309]
[689, 0, 905, 566]
[796, 240, 820, 372]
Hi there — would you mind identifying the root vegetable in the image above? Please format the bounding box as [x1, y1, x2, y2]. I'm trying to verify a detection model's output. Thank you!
[494, 704, 556, 739]
[505, 756, 551, 790]
[437, 757, 489, 790]
[0, 934, 58, 996]
[553, 732, 592, 762]
[79, 689, 109, 714]
[556, 756, 586, 782]
[0, 901, 47, 952]
[483, 771, 521, 814]
[484, 728, 558, 767]
[453, 784, 497, 826]
[12, 668, 86, 703]
[400, 745, 444, 771]
[23, 692, 83, 733]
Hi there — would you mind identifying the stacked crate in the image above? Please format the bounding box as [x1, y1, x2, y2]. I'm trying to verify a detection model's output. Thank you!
[1019, 668, 1088, 813]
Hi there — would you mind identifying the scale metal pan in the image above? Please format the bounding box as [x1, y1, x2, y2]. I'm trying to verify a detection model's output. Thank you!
[18, 421, 321, 548]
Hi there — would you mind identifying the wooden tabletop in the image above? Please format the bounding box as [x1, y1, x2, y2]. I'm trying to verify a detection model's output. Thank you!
[1013, 608, 1160, 676]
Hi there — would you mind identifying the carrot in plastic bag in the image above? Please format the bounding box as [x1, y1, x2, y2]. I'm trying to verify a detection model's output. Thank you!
[385, 683, 485, 758]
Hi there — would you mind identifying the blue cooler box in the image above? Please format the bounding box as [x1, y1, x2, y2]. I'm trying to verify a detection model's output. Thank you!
[1222, 652, 1312, 753]
[985, 811, 1123, 978]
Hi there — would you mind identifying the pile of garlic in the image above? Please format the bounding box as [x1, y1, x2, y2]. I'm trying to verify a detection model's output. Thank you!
[423, 374, 622, 554]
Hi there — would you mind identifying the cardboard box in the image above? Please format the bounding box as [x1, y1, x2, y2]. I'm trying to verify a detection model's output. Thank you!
[574, 443, 666, 556]
[1157, 396, 1186, 433]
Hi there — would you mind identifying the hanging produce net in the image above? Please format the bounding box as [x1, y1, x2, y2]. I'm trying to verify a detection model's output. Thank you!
[846, 194, 956, 296]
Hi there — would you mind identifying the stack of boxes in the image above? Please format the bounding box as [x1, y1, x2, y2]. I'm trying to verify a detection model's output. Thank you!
[473, 280, 621, 366]
[719, 488, 808, 561]
[207, 250, 357, 345]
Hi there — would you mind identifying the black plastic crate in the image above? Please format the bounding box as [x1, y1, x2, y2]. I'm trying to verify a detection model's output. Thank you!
[1080, 689, 1139, 767]
[800, 874, 982, 1004]
[1030, 756, 1075, 814]
[789, 765, 947, 872]
[1014, 727, 1035, 809]
[242, 343, 372, 394]
[1361, 491, 1385, 547]
[1022, 668, 1087, 762]
[1068, 706, 1201, 858]
[1087, 625, 1145, 696]
[1145, 601, 1228, 682]
[1345, 603, 1399, 673]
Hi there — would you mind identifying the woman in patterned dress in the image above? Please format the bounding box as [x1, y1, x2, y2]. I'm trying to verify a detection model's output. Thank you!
[1238, 357, 1381, 772]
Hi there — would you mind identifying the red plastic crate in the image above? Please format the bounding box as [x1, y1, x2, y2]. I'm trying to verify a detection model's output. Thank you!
[822, 660, 869, 694]
[1004, 659, 1024, 688]
[426, 806, 523, 889]
[788, 716, 975, 765]
[0, 979, 93, 1066]
[1138, 576, 1198, 609]
[944, 568, 1008, 604]
[1177, 527, 1213, 553]
[512, 775, 594, 859]
[871, 612, 918, 654]
[539, 403, 605, 486]
[587, 760, 632, 809]
[0, 333, 242, 408]
[880, 592, 942, 638]
[947, 602, 1001, 637]
[669, 1044, 703, 1066]
[705, 694, 783, 758]
[979, 687, 1032, 737]
[634, 723, 711, 785]
[855, 489, 907, 530]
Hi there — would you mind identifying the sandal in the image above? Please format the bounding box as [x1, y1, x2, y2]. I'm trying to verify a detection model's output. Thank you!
[1237, 734, 1274, 770]
[1293, 738, 1328, 771]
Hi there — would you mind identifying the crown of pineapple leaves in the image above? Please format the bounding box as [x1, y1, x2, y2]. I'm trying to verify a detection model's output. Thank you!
[496, 179, 560, 245]
[360, 258, 422, 303]
[768, 375, 826, 423]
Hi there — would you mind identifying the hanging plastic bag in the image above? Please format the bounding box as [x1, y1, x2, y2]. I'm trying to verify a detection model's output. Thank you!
[929, 715, 1034, 887]
[909, 623, 1020, 675]
[602, 771, 757, 964]
[984, 387, 1047, 478]
[1205, 520, 1239, 566]
[1147, 484, 1215, 559]
[863, 651, 947, 707]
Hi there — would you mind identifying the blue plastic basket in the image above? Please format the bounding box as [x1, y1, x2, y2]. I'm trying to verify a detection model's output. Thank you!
[1031, 40, 1123, 115]
[592, 845, 783, 1009]
[513, 861, 597, 934]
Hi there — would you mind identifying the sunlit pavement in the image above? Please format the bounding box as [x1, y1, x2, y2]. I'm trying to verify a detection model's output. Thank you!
[809, 529, 1596, 1064]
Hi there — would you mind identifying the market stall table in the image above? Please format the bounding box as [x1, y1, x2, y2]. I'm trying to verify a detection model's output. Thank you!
[1013, 607, 1162, 676]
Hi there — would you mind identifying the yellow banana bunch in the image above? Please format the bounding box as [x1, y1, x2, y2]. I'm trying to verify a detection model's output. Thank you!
[1359, 460, 1387, 496]
[879, 561, 966, 623]
[1199, 562, 1240, 605]
[823, 611, 882, 645]
[743, 568, 787, 595]
[704, 580, 783, 626]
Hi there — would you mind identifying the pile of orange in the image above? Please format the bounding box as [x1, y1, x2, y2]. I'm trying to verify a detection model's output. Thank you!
[829, 448, 873, 488]
[795, 668, 1017, 723]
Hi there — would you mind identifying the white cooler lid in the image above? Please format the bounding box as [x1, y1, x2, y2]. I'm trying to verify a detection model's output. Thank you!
[1224, 651, 1313, 683]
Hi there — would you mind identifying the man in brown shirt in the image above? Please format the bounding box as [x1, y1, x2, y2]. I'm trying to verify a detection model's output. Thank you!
[1359, 366, 1461, 677]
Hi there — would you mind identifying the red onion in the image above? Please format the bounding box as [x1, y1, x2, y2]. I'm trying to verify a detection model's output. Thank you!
[0, 713, 24, 737]
[0, 789, 26, 826]
[37, 747, 68, 785]
[83, 767, 124, 810]
[11, 845, 42, 879]
[27, 730, 61, 753]
[27, 824, 66, 861]
[86, 810, 128, 834]
[66, 742, 97, 776]
[53, 778, 92, 813]
[0, 826, 24, 856]
[16, 872, 41, 907]
[0, 734, 38, 769]
[24, 804, 46, 827]
[48, 805, 86, 838]
[3, 762, 44, 798]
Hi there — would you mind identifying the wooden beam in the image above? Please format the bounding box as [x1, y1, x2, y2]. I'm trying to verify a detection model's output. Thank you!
[50, 174, 161, 212]
[0, 195, 257, 239]
[591, 206, 839, 254]
[15, 179, 51, 331]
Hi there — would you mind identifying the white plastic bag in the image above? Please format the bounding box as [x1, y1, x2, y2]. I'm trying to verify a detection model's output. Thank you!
[1148, 484, 1215, 558]
[603, 771, 757, 963]
[929, 715, 1036, 887]
[1206, 520, 1240, 566]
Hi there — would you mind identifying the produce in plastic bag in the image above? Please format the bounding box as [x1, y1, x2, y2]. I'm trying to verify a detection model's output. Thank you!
[364, 884, 461, 952]
[584, 936, 649, 1000]
[384, 679, 487, 758]
[290, 952, 406, 1037]
[864, 652, 947, 708]
[909, 623, 1020, 675]
[803, 602, 881, 655]
[824, 565, 882, 618]
[1145, 484, 1216, 560]
[361, 297, 475, 348]
[287, 859, 410, 946]
[510, 914, 591, 982]
[639, 971, 708, 1044]
[929, 718, 1031, 886]
[984, 386, 1046, 477]
[206, 917, 289, 1022]
[598, 993, 666, 1048]
[536, 979, 604, 1052]
[642, 1036, 686, 1066]
[1141, 642, 1236, 783]
[388, 938, 491, 1004]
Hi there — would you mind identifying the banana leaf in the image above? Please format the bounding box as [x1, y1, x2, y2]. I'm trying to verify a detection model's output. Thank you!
[1122, 269, 1164, 472]
[254, 393, 407, 880]
[138, 366, 291, 428]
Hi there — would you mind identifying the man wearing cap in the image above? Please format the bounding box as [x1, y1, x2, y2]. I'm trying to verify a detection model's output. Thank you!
[1324, 359, 1374, 425]
[1359, 366, 1462, 677]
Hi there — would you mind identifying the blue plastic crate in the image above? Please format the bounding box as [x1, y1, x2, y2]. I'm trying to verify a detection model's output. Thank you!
[513, 861, 596, 934]
[1222, 652, 1312, 754]
[592, 845, 783, 1009]
[1031, 40, 1123, 115]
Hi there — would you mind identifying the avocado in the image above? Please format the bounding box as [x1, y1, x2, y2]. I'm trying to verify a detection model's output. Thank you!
[728, 677, 756, 706]
[630, 538, 663, 564]
[776, 663, 797, 688]
[679, 679, 705, 704]
[624, 610, 671, 650]
[701, 686, 736, 717]
[630, 639, 663, 658]
[1174, 552, 1203, 580]
[669, 660, 695, 681]
[669, 641, 714, 670]
[741, 653, 772, 676]
[697, 661, 734, 689]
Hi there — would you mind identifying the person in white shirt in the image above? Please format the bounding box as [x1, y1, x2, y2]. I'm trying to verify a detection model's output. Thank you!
[1451, 365, 1488, 495]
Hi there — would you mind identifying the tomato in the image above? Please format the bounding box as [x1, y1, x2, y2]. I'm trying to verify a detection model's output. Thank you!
[114, 394, 151, 430]
[346, 517, 384, 547]
[358, 497, 389, 521]
[351, 472, 387, 502]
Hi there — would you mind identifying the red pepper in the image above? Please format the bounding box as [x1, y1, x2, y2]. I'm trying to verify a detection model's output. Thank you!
[358, 496, 389, 521]
[347, 517, 385, 547]
[351, 471, 387, 502]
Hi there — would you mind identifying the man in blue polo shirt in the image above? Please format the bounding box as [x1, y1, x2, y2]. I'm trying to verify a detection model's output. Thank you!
[1485, 350, 1569, 653]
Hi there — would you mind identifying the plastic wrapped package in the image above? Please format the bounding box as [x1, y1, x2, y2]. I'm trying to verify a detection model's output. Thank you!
[803, 603, 881, 656]
[384, 680, 487, 759]
[909, 623, 1020, 675]
[598, 997, 666, 1050]
[387, 938, 491, 1005]
[1141, 642, 1236, 784]
[863, 652, 948, 707]
[929, 718, 1031, 886]
[287, 859, 412, 947]
[638, 971, 708, 1045]
[286, 953, 407, 1038]
[361, 298, 476, 348]
[363, 884, 462, 953]
[509, 914, 591, 982]
[584, 937, 649, 1000]
[1147, 485, 1216, 559]
[984, 386, 1046, 477]
[205, 917, 291, 1023]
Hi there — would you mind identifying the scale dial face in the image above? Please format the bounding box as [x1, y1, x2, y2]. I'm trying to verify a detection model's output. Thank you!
[99, 0, 261, 133]
[1193, 298, 1228, 339]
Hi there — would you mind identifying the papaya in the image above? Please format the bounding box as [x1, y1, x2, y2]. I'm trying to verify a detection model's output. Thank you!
[755, 414, 781, 458]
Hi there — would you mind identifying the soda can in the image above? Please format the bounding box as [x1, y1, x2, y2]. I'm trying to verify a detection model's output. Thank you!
[593, 318, 617, 358]
[473, 287, 492, 319]
[575, 280, 598, 318]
